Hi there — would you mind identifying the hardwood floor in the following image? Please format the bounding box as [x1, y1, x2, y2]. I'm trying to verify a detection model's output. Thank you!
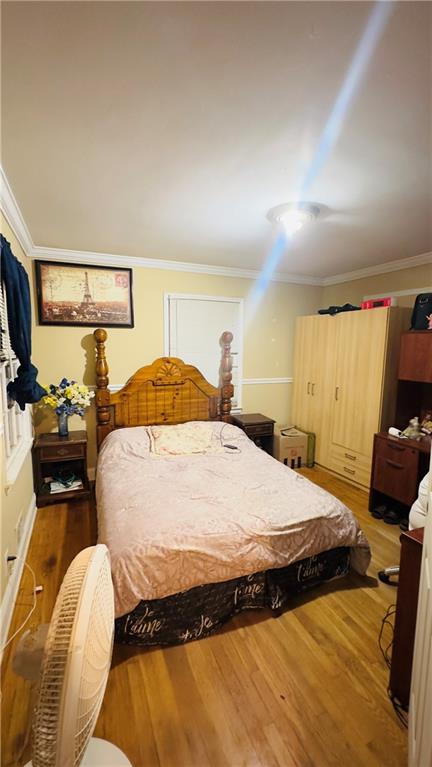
[1, 468, 407, 767]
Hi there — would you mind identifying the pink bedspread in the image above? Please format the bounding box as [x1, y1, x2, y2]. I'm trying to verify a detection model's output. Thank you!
[96, 423, 370, 617]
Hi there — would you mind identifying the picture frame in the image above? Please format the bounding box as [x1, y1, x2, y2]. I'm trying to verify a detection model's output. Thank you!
[35, 261, 134, 328]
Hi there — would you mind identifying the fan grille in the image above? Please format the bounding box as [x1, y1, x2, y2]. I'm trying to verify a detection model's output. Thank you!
[32, 546, 114, 767]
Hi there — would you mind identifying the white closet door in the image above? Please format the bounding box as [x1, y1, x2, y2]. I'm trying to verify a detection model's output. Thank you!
[166, 294, 243, 408]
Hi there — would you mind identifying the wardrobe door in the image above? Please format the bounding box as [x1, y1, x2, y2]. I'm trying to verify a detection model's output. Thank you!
[332, 308, 389, 458]
[310, 316, 336, 465]
[292, 316, 316, 432]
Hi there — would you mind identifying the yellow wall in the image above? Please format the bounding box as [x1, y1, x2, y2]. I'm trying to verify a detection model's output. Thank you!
[32, 269, 322, 468]
[321, 263, 432, 308]
[2, 201, 430, 598]
[0, 216, 36, 599]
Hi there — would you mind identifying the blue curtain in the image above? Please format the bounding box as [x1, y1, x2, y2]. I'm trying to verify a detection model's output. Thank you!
[0, 234, 45, 409]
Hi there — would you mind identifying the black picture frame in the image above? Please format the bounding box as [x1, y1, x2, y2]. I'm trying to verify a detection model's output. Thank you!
[35, 260, 134, 328]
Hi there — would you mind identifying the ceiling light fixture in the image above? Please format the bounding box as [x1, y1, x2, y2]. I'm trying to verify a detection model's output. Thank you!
[267, 202, 320, 237]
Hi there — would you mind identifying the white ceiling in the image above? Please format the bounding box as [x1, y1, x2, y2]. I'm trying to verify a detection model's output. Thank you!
[2, 1, 432, 278]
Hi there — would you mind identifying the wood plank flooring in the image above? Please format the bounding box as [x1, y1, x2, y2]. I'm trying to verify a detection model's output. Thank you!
[1, 468, 407, 767]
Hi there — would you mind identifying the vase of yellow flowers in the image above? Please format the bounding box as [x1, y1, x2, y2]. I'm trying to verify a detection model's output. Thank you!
[43, 378, 94, 437]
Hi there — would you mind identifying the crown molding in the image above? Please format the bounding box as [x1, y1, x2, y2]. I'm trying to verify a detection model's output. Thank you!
[26, 239, 432, 290]
[28, 244, 323, 286]
[322, 251, 432, 287]
[1, 165, 430, 288]
[0, 166, 34, 256]
[364, 286, 432, 300]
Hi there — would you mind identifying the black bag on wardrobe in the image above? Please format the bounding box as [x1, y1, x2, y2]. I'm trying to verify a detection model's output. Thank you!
[410, 293, 432, 330]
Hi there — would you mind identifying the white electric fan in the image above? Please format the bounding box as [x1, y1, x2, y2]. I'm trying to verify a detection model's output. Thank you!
[22, 544, 132, 767]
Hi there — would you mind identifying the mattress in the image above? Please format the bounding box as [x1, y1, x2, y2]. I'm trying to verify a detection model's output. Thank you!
[96, 422, 370, 617]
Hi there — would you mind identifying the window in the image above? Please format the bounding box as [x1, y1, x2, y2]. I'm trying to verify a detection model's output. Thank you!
[164, 293, 243, 410]
[0, 283, 33, 486]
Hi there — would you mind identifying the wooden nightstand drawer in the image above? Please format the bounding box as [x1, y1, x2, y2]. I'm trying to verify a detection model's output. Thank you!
[40, 443, 85, 461]
[374, 436, 418, 469]
[373, 455, 419, 506]
[372, 436, 420, 506]
[245, 423, 274, 438]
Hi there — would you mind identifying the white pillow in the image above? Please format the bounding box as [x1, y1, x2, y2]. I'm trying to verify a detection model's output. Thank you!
[149, 421, 215, 456]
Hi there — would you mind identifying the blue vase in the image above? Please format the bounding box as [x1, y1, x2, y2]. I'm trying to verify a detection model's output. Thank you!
[58, 412, 69, 437]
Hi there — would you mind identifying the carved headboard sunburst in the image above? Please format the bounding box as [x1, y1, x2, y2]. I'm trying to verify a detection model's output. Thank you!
[93, 329, 234, 449]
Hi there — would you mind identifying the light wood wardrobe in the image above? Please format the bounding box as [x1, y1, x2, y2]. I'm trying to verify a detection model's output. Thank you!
[291, 307, 410, 488]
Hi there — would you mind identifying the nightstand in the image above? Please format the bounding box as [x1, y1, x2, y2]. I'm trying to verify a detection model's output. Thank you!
[231, 413, 275, 456]
[32, 431, 90, 506]
[369, 432, 430, 512]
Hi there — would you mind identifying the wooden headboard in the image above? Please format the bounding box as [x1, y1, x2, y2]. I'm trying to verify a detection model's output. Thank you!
[93, 329, 234, 449]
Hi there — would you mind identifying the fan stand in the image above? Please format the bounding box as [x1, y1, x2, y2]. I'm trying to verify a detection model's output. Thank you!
[24, 736, 132, 767]
[82, 737, 132, 766]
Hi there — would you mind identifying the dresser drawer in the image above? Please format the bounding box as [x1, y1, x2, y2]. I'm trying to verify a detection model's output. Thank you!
[245, 423, 274, 438]
[372, 445, 419, 506]
[329, 445, 371, 487]
[374, 436, 418, 469]
[40, 443, 85, 461]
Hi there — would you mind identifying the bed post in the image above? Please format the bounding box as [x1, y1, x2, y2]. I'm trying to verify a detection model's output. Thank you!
[220, 331, 234, 422]
[94, 328, 111, 449]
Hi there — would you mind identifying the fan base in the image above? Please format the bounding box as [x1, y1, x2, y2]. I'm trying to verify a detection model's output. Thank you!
[24, 737, 132, 766]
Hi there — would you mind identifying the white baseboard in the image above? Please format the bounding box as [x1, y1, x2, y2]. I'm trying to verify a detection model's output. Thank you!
[0, 493, 37, 656]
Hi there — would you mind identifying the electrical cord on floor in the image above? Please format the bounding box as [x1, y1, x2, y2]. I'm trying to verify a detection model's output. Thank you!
[0, 558, 38, 653]
[378, 603, 396, 669]
[378, 603, 408, 729]
[388, 688, 408, 729]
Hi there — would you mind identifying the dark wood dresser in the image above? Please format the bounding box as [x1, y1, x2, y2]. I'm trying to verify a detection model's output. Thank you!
[369, 330, 431, 516]
[369, 432, 430, 512]
[390, 527, 424, 709]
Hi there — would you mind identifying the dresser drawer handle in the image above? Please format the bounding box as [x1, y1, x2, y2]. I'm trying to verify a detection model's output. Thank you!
[388, 443, 405, 453]
[386, 459, 404, 470]
[344, 467, 356, 475]
[344, 452, 356, 461]
[57, 448, 69, 456]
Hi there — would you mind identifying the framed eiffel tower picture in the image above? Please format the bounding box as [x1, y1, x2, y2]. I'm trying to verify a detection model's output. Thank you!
[35, 261, 134, 327]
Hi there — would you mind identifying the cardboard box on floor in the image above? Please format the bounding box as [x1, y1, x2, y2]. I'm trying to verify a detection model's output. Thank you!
[274, 426, 310, 468]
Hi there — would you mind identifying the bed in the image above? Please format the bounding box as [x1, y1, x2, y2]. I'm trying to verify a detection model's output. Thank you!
[93, 329, 371, 647]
